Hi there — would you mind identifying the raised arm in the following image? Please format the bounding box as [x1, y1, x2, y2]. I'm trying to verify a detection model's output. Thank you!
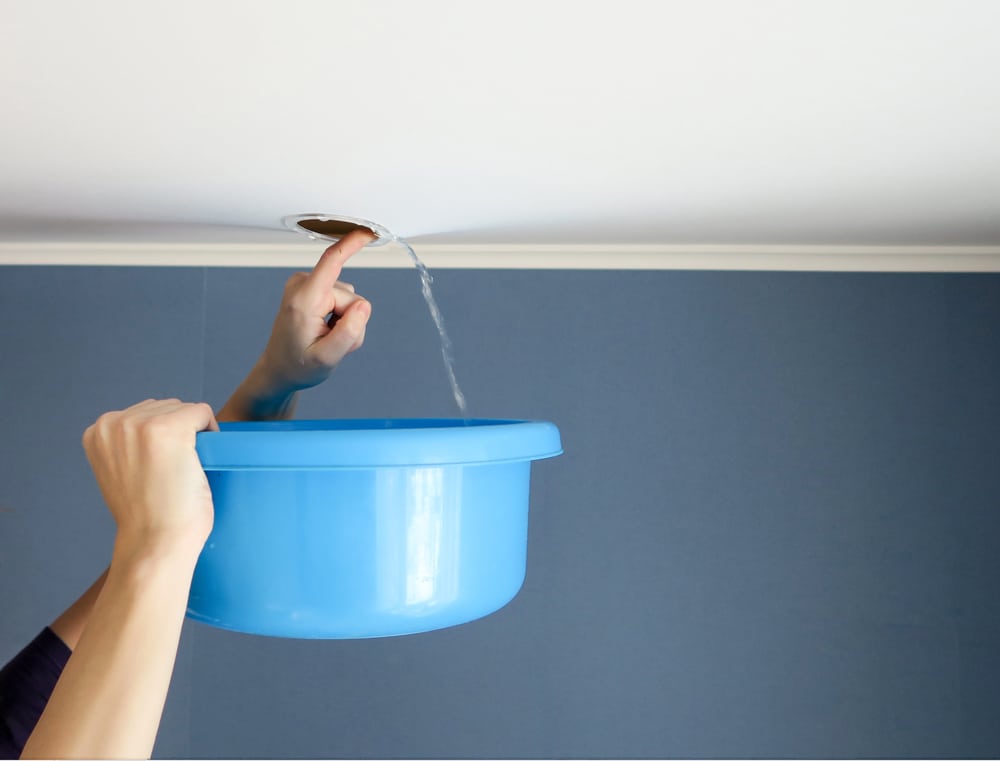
[21, 400, 218, 759]
[6, 230, 374, 758]
[218, 227, 374, 422]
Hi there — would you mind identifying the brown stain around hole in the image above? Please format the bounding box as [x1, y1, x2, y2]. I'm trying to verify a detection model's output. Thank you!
[296, 218, 377, 239]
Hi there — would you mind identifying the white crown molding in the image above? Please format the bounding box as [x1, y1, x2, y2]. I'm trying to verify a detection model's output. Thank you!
[1, 242, 1000, 271]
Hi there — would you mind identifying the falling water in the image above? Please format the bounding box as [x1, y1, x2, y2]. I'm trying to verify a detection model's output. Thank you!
[395, 237, 469, 418]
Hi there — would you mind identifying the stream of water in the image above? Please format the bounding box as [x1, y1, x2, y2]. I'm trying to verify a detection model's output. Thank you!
[396, 238, 469, 418]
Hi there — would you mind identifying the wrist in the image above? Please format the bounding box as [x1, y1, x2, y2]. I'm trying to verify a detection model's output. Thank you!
[112, 529, 206, 576]
[219, 361, 299, 422]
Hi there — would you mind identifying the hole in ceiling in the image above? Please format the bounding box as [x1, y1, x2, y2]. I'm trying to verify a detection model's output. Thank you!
[282, 214, 393, 247]
[297, 218, 374, 238]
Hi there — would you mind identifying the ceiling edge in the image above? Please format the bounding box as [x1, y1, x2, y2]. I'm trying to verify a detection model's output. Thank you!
[1, 242, 1000, 272]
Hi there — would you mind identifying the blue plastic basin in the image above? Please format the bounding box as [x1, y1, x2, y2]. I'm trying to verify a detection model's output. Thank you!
[188, 419, 562, 638]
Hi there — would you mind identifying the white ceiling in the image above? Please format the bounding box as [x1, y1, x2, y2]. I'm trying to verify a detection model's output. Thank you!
[3, 0, 1000, 248]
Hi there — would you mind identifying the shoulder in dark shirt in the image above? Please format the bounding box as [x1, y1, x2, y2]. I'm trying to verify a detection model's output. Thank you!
[0, 628, 72, 759]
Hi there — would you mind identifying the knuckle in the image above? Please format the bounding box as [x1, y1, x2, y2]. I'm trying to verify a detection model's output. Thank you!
[140, 417, 172, 441]
[87, 410, 124, 446]
[339, 318, 362, 338]
[285, 272, 307, 289]
[94, 410, 118, 430]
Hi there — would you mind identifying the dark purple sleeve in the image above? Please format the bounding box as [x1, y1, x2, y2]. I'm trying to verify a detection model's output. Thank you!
[0, 627, 72, 759]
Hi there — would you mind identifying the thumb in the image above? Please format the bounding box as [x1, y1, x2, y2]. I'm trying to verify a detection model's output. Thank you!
[312, 298, 371, 366]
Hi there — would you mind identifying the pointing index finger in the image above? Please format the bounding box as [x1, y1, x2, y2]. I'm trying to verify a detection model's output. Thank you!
[307, 228, 377, 294]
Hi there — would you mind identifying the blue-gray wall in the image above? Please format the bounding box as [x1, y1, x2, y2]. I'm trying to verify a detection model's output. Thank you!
[1, 265, 998, 758]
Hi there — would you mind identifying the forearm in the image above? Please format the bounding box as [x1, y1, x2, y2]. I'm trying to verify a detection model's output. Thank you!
[22, 539, 200, 760]
[217, 363, 299, 422]
[49, 568, 109, 651]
